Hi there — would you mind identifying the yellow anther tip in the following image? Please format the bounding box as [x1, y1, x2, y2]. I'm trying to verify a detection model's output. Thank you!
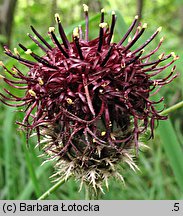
[99, 22, 108, 28]
[110, 133, 116, 140]
[158, 53, 164, 60]
[83, 4, 89, 12]
[38, 77, 44, 85]
[112, 11, 115, 15]
[121, 63, 126, 68]
[25, 49, 32, 55]
[12, 68, 18, 74]
[73, 27, 79, 38]
[157, 26, 162, 32]
[101, 8, 105, 13]
[4, 47, 10, 52]
[55, 13, 60, 22]
[160, 37, 164, 42]
[0, 61, 4, 66]
[28, 89, 36, 97]
[135, 15, 139, 19]
[101, 131, 106, 136]
[171, 52, 179, 60]
[49, 27, 55, 32]
[137, 26, 142, 31]
[0, 74, 5, 79]
[14, 48, 19, 55]
[128, 36, 132, 43]
[171, 52, 176, 58]
[66, 98, 74, 104]
[143, 23, 148, 29]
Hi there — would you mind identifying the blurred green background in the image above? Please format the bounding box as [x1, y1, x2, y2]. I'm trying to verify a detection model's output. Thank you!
[0, 0, 183, 200]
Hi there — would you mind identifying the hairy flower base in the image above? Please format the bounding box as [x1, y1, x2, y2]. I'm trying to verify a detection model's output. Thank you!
[0, 4, 178, 193]
[41, 132, 139, 193]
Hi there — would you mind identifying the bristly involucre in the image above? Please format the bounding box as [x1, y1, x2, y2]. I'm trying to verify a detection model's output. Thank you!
[0, 5, 178, 192]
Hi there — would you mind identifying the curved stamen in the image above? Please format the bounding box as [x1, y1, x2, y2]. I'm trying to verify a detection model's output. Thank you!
[132, 26, 162, 55]
[97, 22, 107, 52]
[48, 27, 69, 58]
[118, 15, 138, 46]
[107, 11, 117, 45]
[82, 74, 95, 117]
[139, 53, 172, 67]
[73, 27, 84, 60]
[83, 4, 89, 41]
[4, 49, 35, 67]
[27, 33, 48, 53]
[122, 23, 147, 53]
[30, 25, 52, 50]
[0, 99, 32, 107]
[55, 13, 70, 49]
[18, 43, 57, 69]
[125, 49, 144, 66]
[97, 9, 106, 52]
[140, 37, 164, 61]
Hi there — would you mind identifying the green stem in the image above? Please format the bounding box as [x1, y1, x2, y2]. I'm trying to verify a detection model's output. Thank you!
[38, 178, 67, 200]
[84, 185, 100, 200]
[160, 101, 183, 115]
[84, 184, 90, 200]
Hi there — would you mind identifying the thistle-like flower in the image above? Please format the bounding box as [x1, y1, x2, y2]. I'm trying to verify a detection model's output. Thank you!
[0, 5, 178, 193]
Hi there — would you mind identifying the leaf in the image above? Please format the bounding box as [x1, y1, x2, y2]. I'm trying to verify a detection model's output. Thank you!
[156, 119, 183, 192]
[21, 133, 41, 198]
[3, 107, 15, 199]
[17, 162, 51, 199]
[153, 93, 183, 192]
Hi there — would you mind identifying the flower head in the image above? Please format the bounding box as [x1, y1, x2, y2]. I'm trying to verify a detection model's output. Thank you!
[0, 6, 178, 192]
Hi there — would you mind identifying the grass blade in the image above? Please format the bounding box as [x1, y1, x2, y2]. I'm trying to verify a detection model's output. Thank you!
[156, 119, 183, 192]
[3, 107, 15, 199]
[21, 136, 41, 198]
[17, 162, 51, 200]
